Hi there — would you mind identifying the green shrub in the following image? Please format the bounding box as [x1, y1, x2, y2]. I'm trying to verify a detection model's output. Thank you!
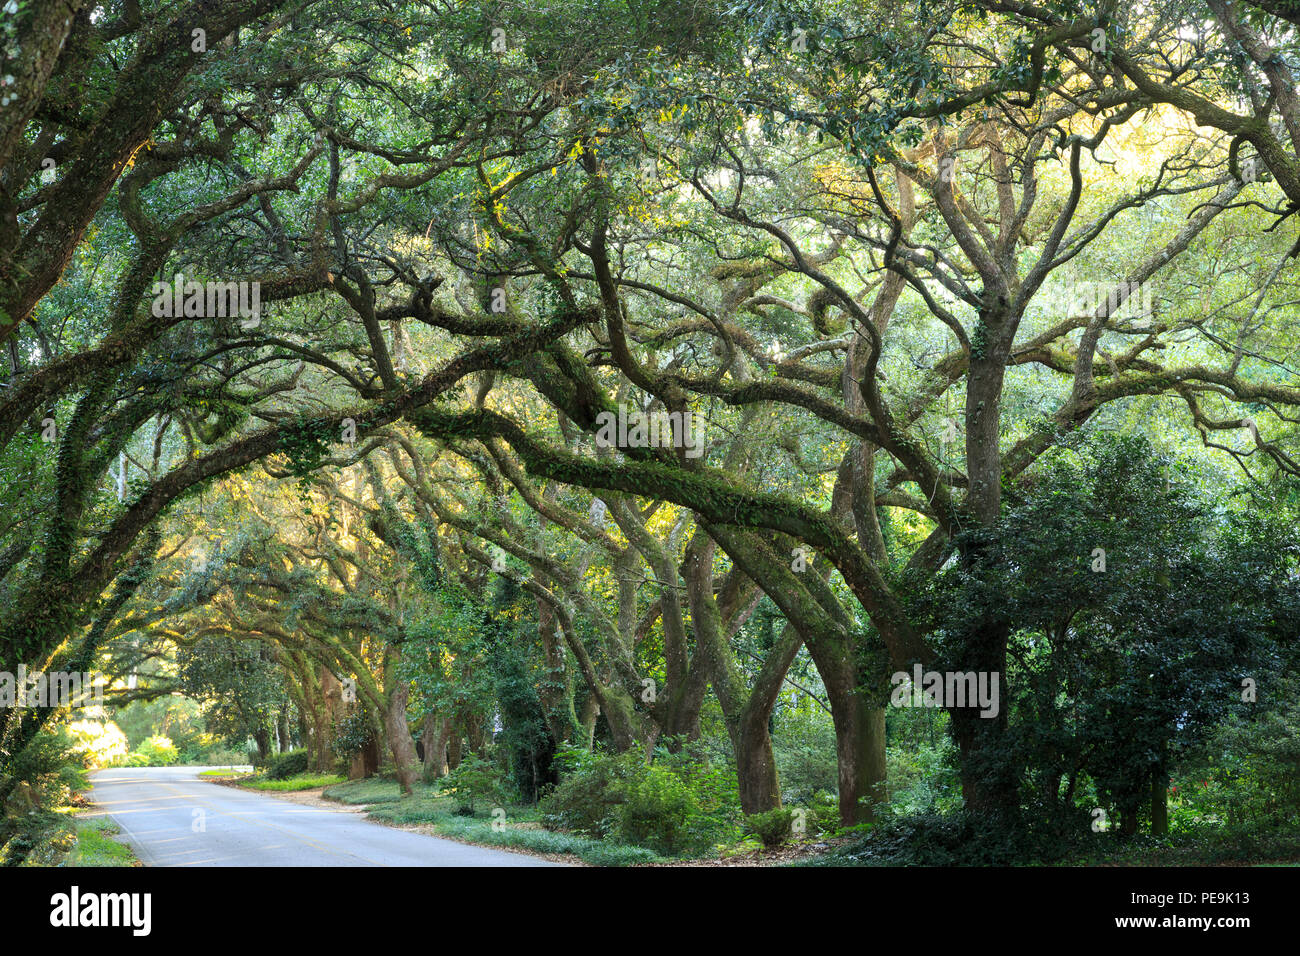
[440, 756, 502, 815]
[541, 745, 742, 857]
[1171, 682, 1300, 832]
[808, 789, 841, 835]
[772, 709, 839, 805]
[576, 842, 659, 867]
[242, 773, 344, 791]
[331, 709, 375, 759]
[653, 744, 745, 849]
[886, 739, 961, 816]
[134, 735, 179, 766]
[808, 808, 1091, 867]
[264, 748, 310, 780]
[616, 764, 696, 856]
[66, 720, 129, 769]
[539, 747, 635, 838]
[744, 807, 794, 847]
[0, 727, 88, 865]
[203, 748, 248, 766]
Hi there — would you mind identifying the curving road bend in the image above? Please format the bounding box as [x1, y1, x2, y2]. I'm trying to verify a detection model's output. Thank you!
[86, 766, 562, 867]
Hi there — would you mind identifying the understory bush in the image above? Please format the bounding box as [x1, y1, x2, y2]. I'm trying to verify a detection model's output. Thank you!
[744, 807, 794, 847]
[538, 747, 635, 838]
[132, 735, 179, 767]
[540, 744, 743, 856]
[617, 764, 696, 855]
[809, 806, 1095, 866]
[772, 709, 839, 805]
[886, 740, 962, 816]
[440, 756, 504, 814]
[66, 720, 129, 769]
[264, 748, 310, 780]
[1170, 680, 1300, 832]
[0, 727, 88, 865]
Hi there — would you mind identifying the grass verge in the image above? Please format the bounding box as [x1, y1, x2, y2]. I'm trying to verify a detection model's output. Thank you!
[237, 773, 345, 791]
[321, 778, 657, 865]
[67, 815, 138, 867]
[425, 817, 658, 866]
[321, 777, 425, 804]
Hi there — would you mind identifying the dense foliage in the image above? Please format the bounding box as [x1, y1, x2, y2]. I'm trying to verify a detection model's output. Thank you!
[1, 0, 1298, 865]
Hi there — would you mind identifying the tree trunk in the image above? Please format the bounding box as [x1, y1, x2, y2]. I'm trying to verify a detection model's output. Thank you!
[596, 687, 641, 752]
[1151, 771, 1169, 836]
[466, 713, 488, 754]
[823, 682, 886, 824]
[447, 731, 463, 770]
[315, 667, 345, 772]
[383, 680, 419, 795]
[579, 694, 599, 750]
[660, 656, 710, 747]
[800, 628, 887, 825]
[536, 597, 578, 743]
[1120, 807, 1139, 837]
[253, 726, 271, 764]
[948, 704, 1018, 815]
[734, 707, 782, 814]
[298, 711, 312, 762]
[682, 534, 788, 814]
[350, 729, 381, 779]
[420, 712, 451, 780]
[945, 614, 1019, 816]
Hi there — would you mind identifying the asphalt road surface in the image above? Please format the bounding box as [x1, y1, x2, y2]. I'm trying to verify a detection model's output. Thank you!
[86, 766, 562, 867]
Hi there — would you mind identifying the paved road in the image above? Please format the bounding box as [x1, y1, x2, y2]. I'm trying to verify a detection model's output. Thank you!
[86, 766, 561, 867]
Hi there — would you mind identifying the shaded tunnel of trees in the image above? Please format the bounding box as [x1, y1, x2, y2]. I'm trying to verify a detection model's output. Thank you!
[1, 0, 1299, 865]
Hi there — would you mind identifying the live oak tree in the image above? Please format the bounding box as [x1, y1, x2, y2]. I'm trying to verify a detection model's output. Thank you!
[3, 0, 1299, 850]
